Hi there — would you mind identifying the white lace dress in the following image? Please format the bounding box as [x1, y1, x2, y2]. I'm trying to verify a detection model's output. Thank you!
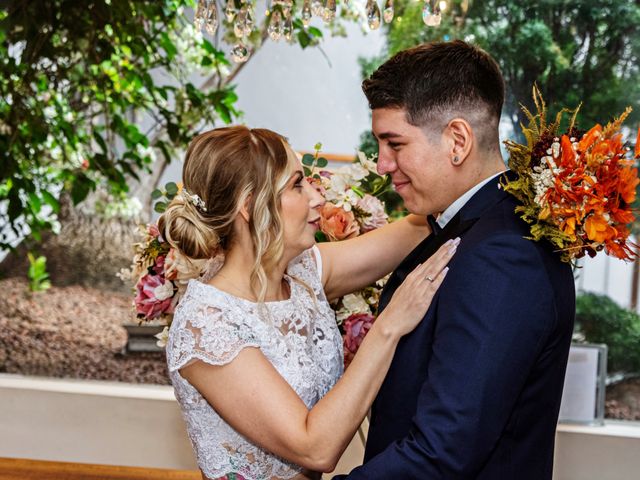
[166, 246, 344, 480]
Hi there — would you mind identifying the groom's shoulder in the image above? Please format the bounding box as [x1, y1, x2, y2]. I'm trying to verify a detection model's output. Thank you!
[467, 194, 532, 243]
[463, 195, 570, 272]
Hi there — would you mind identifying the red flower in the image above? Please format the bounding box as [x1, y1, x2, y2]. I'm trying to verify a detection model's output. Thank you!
[342, 313, 375, 369]
[134, 273, 175, 320]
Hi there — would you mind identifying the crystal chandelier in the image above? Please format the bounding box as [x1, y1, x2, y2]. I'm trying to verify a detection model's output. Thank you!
[194, 0, 465, 64]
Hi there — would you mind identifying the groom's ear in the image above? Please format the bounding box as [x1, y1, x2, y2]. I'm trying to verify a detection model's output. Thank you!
[445, 118, 473, 166]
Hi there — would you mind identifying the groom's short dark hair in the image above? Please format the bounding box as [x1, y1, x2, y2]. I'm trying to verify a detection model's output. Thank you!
[363, 40, 504, 151]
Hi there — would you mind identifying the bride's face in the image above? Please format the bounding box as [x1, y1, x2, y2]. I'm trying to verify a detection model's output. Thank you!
[280, 154, 325, 256]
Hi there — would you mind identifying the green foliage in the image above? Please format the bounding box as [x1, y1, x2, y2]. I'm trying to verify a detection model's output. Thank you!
[0, 0, 241, 250]
[152, 181, 180, 214]
[1, 0, 368, 263]
[27, 252, 51, 291]
[302, 143, 329, 178]
[576, 292, 640, 374]
[362, 0, 640, 132]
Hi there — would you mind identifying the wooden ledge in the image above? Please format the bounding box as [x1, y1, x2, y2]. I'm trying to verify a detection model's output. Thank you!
[297, 151, 356, 163]
[0, 457, 201, 480]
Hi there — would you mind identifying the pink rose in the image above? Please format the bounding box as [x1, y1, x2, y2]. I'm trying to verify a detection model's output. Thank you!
[356, 194, 388, 232]
[147, 223, 160, 238]
[151, 255, 166, 276]
[320, 203, 360, 241]
[342, 313, 375, 369]
[134, 273, 175, 320]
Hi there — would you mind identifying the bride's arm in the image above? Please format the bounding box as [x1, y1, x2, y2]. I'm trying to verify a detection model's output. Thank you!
[180, 242, 455, 473]
[318, 214, 430, 301]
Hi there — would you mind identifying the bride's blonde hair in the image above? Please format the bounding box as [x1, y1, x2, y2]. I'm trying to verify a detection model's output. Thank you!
[158, 126, 297, 302]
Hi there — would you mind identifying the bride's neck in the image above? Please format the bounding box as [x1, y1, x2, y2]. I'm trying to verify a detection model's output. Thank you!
[212, 240, 291, 302]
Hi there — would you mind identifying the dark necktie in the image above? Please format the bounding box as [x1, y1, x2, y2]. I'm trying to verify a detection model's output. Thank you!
[427, 214, 443, 236]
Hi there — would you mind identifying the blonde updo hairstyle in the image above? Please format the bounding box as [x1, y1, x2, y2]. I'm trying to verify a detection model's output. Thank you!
[158, 126, 296, 302]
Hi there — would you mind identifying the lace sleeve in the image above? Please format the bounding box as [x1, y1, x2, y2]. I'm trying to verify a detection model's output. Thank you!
[167, 302, 261, 372]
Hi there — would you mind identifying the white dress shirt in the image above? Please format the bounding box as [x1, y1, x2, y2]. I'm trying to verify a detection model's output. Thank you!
[436, 171, 506, 229]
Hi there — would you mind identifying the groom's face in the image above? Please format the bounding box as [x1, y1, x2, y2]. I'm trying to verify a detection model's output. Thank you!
[372, 107, 450, 216]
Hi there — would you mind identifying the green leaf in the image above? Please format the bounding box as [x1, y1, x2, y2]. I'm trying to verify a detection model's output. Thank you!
[301, 154, 315, 166]
[160, 32, 177, 59]
[316, 157, 328, 168]
[308, 27, 323, 38]
[303, 166, 311, 177]
[297, 30, 311, 49]
[41, 191, 60, 214]
[28, 192, 42, 213]
[165, 182, 178, 196]
[93, 131, 108, 153]
[151, 189, 163, 199]
[70, 175, 94, 205]
[154, 201, 167, 213]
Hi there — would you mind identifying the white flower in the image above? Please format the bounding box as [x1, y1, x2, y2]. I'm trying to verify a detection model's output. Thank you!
[337, 293, 371, 322]
[376, 274, 390, 288]
[338, 163, 369, 183]
[332, 189, 361, 212]
[328, 173, 349, 194]
[155, 326, 170, 348]
[343, 293, 370, 314]
[43, 106, 56, 120]
[357, 151, 378, 173]
[136, 144, 157, 163]
[153, 281, 175, 301]
[0, 120, 11, 135]
[116, 268, 133, 281]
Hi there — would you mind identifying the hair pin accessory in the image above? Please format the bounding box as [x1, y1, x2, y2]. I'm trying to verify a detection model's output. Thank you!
[182, 188, 207, 212]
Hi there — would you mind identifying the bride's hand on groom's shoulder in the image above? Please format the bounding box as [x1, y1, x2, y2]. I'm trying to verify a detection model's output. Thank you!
[379, 238, 460, 338]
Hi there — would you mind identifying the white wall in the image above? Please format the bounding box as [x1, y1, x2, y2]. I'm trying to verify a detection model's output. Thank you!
[158, 20, 385, 187]
[2, 374, 639, 479]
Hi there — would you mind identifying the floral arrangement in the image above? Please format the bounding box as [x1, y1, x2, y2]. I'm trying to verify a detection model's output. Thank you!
[302, 145, 394, 368]
[118, 181, 214, 347]
[502, 87, 640, 263]
[122, 147, 396, 364]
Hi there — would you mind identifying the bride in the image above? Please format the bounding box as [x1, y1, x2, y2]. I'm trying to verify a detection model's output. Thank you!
[160, 126, 457, 480]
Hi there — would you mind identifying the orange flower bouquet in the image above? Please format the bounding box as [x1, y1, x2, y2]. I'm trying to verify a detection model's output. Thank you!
[502, 87, 640, 263]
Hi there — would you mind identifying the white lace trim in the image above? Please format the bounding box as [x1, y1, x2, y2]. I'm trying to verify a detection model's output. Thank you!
[166, 247, 343, 480]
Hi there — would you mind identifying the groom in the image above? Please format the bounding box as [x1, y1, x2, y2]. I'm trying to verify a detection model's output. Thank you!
[339, 41, 575, 479]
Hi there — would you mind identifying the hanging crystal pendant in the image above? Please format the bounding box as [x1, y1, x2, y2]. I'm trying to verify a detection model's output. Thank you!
[281, 0, 293, 15]
[231, 42, 250, 63]
[204, 1, 219, 35]
[366, 0, 381, 30]
[224, 0, 236, 22]
[283, 13, 294, 41]
[422, 0, 440, 26]
[233, 9, 246, 38]
[267, 10, 283, 41]
[323, 0, 337, 22]
[311, 0, 324, 17]
[194, 0, 207, 32]
[383, 0, 394, 23]
[302, 0, 312, 26]
[244, 6, 255, 35]
[233, 6, 254, 38]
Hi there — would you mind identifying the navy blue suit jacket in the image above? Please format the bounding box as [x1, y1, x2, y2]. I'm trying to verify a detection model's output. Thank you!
[339, 172, 575, 479]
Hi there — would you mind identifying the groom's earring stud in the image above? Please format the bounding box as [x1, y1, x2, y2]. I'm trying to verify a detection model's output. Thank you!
[452, 155, 460, 164]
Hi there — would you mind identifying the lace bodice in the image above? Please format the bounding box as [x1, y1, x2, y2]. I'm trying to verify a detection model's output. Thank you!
[167, 247, 343, 480]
